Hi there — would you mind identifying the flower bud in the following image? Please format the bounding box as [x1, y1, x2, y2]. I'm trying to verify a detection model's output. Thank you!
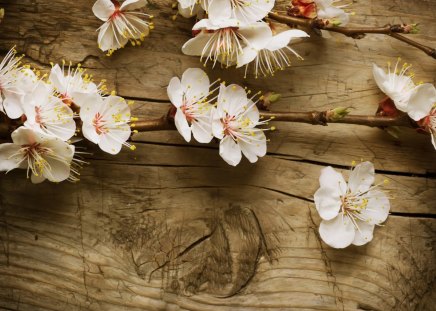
[327, 107, 351, 121]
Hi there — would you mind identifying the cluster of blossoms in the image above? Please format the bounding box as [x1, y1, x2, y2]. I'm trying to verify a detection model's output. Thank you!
[289, 0, 350, 25]
[314, 161, 390, 248]
[177, 0, 310, 78]
[0, 48, 135, 183]
[373, 59, 436, 150]
[168, 67, 271, 166]
[92, 0, 154, 56]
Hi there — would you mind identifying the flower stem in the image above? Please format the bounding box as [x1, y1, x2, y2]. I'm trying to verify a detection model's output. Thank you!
[267, 12, 436, 59]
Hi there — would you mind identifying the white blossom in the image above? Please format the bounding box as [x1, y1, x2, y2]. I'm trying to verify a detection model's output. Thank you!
[80, 94, 133, 154]
[373, 60, 436, 117]
[237, 29, 309, 78]
[167, 68, 217, 143]
[212, 83, 268, 166]
[314, 162, 390, 248]
[0, 127, 76, 183]
[177, 0, 204, 18]
[92, 0, 152, 55]
[182, 19, 272, 68]
[23, 81, 76, 142]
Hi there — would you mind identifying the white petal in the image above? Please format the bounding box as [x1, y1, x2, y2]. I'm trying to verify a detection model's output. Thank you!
[98, 128, 129, 155]
[175, 108, 192, 142]
[92, 0, 115, 21]
[181, 68, 210, 101]
[238, 22, 272, 50]
[11, 127, 35, 145]
[407, 83, 436, 121]
[359, 190, 390, 225]
[207, 0, 232, 21]
[120, 0, 147, 11]
[82, 122, 100, 144]
[31, 172, 46, 184]
[314, 187, 342, 220]
[182, 32, 212, 56]
[48, 64, 66, 93]
[217, 84, 248, 117]
[167, 77, 183, 108]
[97, 21, 128, 52]
[319, 166, 347, 195]
[232, 0, 275, 24]
[319, 215, 356, 249]
[372, 64, 388, 95]
[2, 91, 24, 119]
[352, 220, 375, 246]
[348, 161, 375, 194]
[178, 3, 200, 18]
[0, 144, 22, 171]
[219, 136, 242, 166]
[79, 93, 105, 122]
[43, 157, 71, 183]
[191, 119, 213, 143]
[266, 29, 310, 51]
[212, 116, 224, 139]
[237, 46, 258, 68]
[239, 130, 266, 163]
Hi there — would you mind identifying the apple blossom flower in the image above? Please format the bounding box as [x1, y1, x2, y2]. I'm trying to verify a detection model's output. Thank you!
[205, 0, 274, 24]
[0, 127, 76, 183]
[182, 19, 272, 68]
[92, 0, 153, 56]
[314, 162, 390, 249]
[373, 60, 436, 117]
[0, 48, 38, 119]
[168, 68, 218, 143]
[237, 29, 309, 78]
[314, 0, 349, 25]
[80, 94, 134, 154]
[212, 83, 269, 166]
[23, 81, 76, 142]
[49, 62, 105, 107]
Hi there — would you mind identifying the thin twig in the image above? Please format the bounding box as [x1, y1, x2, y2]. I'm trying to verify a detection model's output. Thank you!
[268, 12, 436, 59]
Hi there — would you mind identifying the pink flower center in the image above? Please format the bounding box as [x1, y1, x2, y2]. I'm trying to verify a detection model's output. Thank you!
[35, 106, 43, 125]
[181, 104, 195, 123]
[93, 112, 107, 135]
[222, 115, 236, 138]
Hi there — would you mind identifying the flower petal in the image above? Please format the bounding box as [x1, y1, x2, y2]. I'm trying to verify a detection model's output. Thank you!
[314, 187, 342, 220]
[238, 130, 267, 163]
[207, 0, 232, 21]
[0, 143, 22, 172]
[352, 220, 375, 246]
[319, 215, 356, 248]
[359, 190, 390, 225]
[232, 0, 275, 24]
[167, 77, 183, 108]
[348, 161, 375, 194]
[219, 136, 242, 166]
[181, 68, 210, 101]
[238, 22, 272, 50]
[191, 118, 213, 143]
[120, 0, 147, 11]
[217, 84, 248, 117]
[407, 83, 436, 121]
[175, 108, 192, 142]
[237, 46, 258, 67]
[182, 32, 212, 56]
[92, 0, 115, 21]
[372, 64, 388, 95]
[266, 29, 309, 51]
[319, 166, 347, 195]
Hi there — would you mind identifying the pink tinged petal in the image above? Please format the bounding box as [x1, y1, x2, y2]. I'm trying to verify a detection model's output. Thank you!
[175, 108, 192, 142]
[79, 93, 105, 122]
[120, 0, 147, 11]
[191, 119, 213, 143]
[319, 166, 347, 195]
[182, 32, 212, 56]
[237, 47, 258, 68]
[219, 136, 242, 166]
[266, 29, 310, 51]
[92, 0, 115, 21]
[407, 83, 436, 121]
[212, 117, 224, 139]
[348, 161, 375, 194]
[314, 187, 342, 220]
[207, 0, 232, 21]
[238, 22, 272, 50]
[82, 122, 100, 144]
[372, 64, 388, 95]
[359, 190, 390, 225]
[0, 144, 22, 172]
[181, 68, 210, 101]
[167, 77, 183, 108]
[319, 215, 356, 249]
[351, 220, 375, 246]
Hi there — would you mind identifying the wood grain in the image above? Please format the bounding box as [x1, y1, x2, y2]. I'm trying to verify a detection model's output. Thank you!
[0, 0, 435, 310]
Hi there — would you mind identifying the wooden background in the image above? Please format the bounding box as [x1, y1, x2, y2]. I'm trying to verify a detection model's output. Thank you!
[0, 0, 435, 310]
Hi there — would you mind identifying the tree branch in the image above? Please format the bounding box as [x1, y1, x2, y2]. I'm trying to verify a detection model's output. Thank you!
[267, 12, 436, 59]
